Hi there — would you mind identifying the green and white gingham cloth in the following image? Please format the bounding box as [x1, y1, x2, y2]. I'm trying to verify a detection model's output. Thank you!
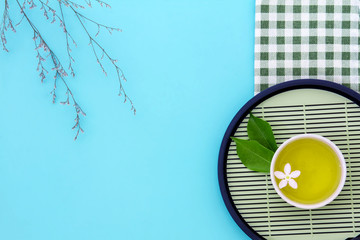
[255, 0, 360, 94]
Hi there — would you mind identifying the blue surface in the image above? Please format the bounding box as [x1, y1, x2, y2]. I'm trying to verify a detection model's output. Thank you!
[0, 1, 254, 239]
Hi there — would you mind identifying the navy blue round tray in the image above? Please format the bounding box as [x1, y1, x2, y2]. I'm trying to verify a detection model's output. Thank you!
[218, 79, 360, 240]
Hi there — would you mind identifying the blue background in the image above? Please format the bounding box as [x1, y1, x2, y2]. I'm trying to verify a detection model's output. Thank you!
[0, 1, 254, 239]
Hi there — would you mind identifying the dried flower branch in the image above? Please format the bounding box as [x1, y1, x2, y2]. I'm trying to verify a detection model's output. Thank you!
[58, 1, 76, 77]
[2, 0, 135, 140]
[60, 0, 83, 9]
[34, 32, 48, 83]
[90, 0, 111, 8]
[15, 0, 86, 140]
[1, 0, 16, 52]
[66, 2, 135, 114]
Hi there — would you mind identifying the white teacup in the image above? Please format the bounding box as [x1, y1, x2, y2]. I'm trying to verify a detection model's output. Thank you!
[270, 134, 346, 209]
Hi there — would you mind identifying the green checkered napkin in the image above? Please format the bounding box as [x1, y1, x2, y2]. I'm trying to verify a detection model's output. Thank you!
[255, 0, 360, 94]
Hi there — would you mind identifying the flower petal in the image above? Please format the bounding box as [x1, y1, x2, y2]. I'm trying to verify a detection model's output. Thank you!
[279, 179, 287, 189]
[289, 179, 298, 189]
[284, 163, 291, 175]
[274, 171, 285, 179]
[290, 170, 301, 178]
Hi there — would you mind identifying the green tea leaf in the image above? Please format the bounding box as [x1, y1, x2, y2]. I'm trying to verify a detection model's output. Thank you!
[247, 114, 278, 152]
[231, 137, 274, 173]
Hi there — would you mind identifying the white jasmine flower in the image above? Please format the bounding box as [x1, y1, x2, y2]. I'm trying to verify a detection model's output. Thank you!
[274, 163, 300, 189]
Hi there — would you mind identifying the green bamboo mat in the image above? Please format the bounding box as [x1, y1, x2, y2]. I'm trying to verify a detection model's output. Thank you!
[227, 89, 360, 240]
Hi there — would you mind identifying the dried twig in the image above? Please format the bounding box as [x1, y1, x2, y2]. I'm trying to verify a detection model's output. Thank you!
[65, 2, 136, 114]
[61, 0, 85, 9]
[1, 0, 16, 52]
[1, 0, 135, 139]
[58, 1, 76, 77]
[15, 0, 86, 140]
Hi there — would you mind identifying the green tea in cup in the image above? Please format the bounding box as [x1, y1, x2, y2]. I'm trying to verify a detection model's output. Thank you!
[270, 134, 346, 209]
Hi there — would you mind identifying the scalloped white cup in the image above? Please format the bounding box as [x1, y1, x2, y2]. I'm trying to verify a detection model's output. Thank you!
[270, 134, 346, 209]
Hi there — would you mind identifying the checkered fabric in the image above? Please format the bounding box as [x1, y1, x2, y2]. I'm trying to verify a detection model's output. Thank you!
[255, 0, 360, 94]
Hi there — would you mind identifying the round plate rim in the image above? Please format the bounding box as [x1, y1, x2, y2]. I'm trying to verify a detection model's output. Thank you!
[218, 79, 360, 240]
